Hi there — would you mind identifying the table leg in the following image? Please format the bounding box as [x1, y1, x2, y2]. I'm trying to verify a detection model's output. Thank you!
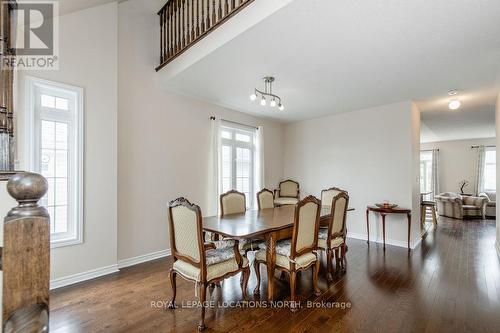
[265, 232, 276, 301]
[366, 209, 370, 244]
[407, 213, 411, 252]
[381, 213, 386, 251]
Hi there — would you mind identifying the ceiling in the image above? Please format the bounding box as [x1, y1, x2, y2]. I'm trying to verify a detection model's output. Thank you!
[163, 0, 500, 137]
[57, 0, 118, 16]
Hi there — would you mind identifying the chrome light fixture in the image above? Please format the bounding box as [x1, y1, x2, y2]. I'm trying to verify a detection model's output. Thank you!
[250, 77, 285, 111]
[448, 90, 461, 110]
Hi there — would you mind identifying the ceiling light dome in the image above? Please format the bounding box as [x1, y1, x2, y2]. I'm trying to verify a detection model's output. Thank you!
[448, 99, 461, 110]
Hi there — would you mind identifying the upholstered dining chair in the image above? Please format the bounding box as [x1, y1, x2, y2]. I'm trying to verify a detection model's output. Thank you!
[253, 195, 322, 312]
[257, 188, 275, 209]
[219, 190, 260, 253]
[321, 187, 348, 207]
[317, 191, 349, 281]
[220, 189, 246, 216]
[274, 179, 300, 206]
[168, 197, 250, 331]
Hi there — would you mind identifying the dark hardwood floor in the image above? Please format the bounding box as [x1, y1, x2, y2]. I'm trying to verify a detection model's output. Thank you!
[50, 217, 500, 332]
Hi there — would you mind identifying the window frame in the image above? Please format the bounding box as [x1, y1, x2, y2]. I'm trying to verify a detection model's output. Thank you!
[483, 147, 496, 192]
[420, 150, 434, 198]
[220, 122, 256, 208]
[25, 76, 84, 248]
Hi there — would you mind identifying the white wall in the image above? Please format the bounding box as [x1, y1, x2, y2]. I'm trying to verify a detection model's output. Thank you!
[421, 137, 495, 194]
[118, 0, 285, 262]
[496, 93, 500, 256]
[15, 3, 118, 280]
[283, 101, 421, 248]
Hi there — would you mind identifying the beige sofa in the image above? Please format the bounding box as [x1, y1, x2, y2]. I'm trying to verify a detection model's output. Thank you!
[479, 192, 496, 218]
[435, 192, 487, 219]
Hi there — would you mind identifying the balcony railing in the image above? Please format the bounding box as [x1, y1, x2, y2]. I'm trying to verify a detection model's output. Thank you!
[155, 0, 254, 71]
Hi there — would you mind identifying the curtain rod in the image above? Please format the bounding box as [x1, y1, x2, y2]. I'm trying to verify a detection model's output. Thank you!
[210, 116, 259, 130]
[421, 149, 439, 152]
[471, 145, 496, 148]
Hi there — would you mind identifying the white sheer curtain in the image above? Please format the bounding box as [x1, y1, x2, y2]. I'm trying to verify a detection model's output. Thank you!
[254, 126, 265, 209]
[208, 117, 222, 216]
[431, 149, 440, 200]
[474, 145, 486, 195]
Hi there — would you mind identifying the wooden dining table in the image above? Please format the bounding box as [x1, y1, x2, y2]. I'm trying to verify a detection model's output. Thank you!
[203, 205, 354, 300]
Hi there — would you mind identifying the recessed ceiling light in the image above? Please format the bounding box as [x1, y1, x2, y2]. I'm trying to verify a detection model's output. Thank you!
[448, 90, 458, 96]
[448, 99, 461, 110]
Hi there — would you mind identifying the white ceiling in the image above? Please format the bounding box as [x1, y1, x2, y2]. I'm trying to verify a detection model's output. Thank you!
[163, 0, 500, 130]
[57, 0, 117, 16]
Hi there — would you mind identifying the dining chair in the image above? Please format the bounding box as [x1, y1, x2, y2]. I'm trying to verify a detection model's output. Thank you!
[274, 179, 300, 206]
[253, 195, 322, 312]
[318, 191, 349, 281]
[167, 197, 250, 331]
[219, 190, 260, 252]
[321, 186, 348, 207]
[220, 190, 246, 216]
[257, 188, 275, 209]
[204, 190, 246, 247]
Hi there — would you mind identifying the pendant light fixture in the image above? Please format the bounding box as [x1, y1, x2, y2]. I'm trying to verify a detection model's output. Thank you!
[250, 77, 285, 111]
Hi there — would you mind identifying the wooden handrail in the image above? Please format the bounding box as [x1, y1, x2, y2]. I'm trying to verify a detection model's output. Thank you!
[155, 0, 255, 71]
[2, 172, 50, 333]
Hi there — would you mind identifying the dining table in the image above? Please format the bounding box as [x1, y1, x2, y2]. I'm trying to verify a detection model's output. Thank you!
[203, 204, 354, 300]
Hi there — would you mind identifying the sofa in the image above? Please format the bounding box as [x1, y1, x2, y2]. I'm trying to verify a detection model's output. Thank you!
[479, 192, 496, 218]
[434, 192, 487, 219]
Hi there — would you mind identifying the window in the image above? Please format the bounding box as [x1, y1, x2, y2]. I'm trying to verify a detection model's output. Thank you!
[220, 123, 256, 208]
[483, 147, 496, 191]
[26, 77, 83, 247]
[420, 150, 433, 195]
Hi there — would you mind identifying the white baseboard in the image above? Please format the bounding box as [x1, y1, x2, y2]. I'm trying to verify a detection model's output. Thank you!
[118, 249, 171, 269]
[50, 249, 172, 290]
[50, 264, 119, 290]
[347, 232, 420, 250]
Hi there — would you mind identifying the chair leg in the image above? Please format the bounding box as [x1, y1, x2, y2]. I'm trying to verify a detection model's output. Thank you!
[313, 260, 321, 296]
[241, 267, 250, 300]
[335, 248, 341, 271]
[290, 271, 298, 313]
[420, 205, 425, 226]
[326, 249, 333, 282]
[253, 260, 261, 295]
[431, 206, 438, 228]
[341, 243, 347, 271]
[198, 283, 207, 331]
[168, 269, 177, 309]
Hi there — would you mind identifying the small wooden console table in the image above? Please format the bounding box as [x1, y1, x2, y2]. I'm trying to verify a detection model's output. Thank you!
[366, 205, 412, 251]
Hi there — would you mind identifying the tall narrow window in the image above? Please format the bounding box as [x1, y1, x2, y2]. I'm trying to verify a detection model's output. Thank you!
[483, 147, 496, 191]
[420, 150, 433, 199]
[220, 122, 256, 208]
[26, 77, 83, 247]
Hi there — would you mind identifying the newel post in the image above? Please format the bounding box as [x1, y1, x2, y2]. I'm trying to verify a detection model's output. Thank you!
[2, 172, 50, 333]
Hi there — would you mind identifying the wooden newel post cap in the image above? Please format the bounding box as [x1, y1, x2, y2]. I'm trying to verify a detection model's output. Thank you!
[5, 172, 49, 220]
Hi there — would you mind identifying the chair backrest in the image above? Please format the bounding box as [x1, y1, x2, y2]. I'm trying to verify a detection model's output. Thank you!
[290, 195, 321, 259]
[220, 190, 246, 216]
[321, 187, 347, 206]
[278, 179, 299, 198]
[168, 197, 204, 266]
[257, 188, 274, 210]
[328, 192, 349, 239]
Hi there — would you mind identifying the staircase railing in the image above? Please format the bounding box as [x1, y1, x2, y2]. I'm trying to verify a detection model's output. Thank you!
[155, 0, 255, 71]
[2, 172, 50, 333]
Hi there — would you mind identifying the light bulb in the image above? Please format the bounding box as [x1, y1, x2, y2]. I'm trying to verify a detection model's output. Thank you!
[448, 99, 461, 110]
[270, 99, 277, 107]
[260, 97, 266, 106]
[279, 103, 285, 111]
[250, 93, 257, 101]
